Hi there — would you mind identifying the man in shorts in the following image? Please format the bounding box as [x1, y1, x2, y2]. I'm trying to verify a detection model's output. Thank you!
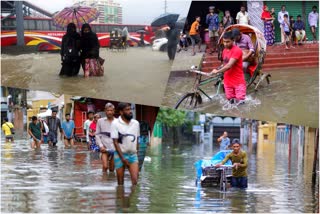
[2, 118, 14, 143]
[84, 111, 94, 150]
[111, 102, 140, 185]
[61, 113, 75, 148]
[47, 110, 62, 147]
[28, 116, 43, 149]
[216, 139, 248, 189]
[210, 31, 246, 105]
[189, 16, 202, 56]
[96, 103, 116, 173]
[308, 6, 319, 42]
[206, 6, 219, 54]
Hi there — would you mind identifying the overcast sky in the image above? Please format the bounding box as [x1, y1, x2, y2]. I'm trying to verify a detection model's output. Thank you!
[27, 0, 191, 24]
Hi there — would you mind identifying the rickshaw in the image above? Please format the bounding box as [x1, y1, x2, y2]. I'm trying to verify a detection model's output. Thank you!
[109, 28, 127, 50]
[194, 150, 233, 191]
[174, 24, 271, 110]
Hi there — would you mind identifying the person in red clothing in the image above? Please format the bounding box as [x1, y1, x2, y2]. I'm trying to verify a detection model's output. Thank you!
[89, 114, 101, 151]
[210, 30, 246, 104]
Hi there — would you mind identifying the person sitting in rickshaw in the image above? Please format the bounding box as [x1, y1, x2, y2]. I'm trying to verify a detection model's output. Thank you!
[232, 28, 255, 77]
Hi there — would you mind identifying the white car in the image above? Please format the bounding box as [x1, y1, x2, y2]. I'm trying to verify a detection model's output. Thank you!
[152, 37, 168, 51]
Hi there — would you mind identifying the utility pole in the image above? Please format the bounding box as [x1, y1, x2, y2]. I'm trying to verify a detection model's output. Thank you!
[15, 1, 25, 46]
[164, 0, 167, 13]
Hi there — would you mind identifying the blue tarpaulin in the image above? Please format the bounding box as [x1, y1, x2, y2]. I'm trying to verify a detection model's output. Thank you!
[194, 150, 233, 179]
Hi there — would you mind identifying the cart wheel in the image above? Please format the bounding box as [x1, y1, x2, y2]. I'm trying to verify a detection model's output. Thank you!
[174, 92, 202, 110]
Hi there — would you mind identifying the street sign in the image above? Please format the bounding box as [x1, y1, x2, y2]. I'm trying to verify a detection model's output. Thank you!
[199, 114, 205, 124]
[193, 125, 202, 132]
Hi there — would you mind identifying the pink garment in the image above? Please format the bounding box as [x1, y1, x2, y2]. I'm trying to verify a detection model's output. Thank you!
[224, 83, 246, 100]
[89, 121, 97, 136]
[84, 58, 104, 77]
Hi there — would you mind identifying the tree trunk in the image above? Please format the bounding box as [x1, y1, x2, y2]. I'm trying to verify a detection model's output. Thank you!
[172, 126, 179, 145]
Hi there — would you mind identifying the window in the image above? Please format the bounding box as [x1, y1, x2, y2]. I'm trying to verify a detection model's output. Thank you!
[27, 20, 36, 30]
[42, 20, 50, 30]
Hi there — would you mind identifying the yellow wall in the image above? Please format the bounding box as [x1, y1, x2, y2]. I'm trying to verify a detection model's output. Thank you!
[258, 122, 277, 143]
[27, 99, 56, 127]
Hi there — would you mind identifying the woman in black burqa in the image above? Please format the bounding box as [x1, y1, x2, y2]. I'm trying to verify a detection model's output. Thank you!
[80, 23, 101, 76]
[60, 23, 81, 76]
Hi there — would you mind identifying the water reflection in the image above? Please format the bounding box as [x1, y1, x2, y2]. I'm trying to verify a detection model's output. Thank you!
[1, 127, 318, 213]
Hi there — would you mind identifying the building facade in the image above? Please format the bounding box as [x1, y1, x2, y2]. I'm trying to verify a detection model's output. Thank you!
[73, 0, 122, 24]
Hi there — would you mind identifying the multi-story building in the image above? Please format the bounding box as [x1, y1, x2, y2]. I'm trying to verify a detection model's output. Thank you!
[73, 0, 122, 24]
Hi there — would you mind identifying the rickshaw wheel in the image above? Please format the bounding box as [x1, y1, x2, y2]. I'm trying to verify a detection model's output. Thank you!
[174, 92, 202, 110]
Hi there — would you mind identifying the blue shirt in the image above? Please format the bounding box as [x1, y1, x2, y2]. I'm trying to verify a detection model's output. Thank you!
[206, 13, 219, 31]
[62, 120, 75, 138]
[293, 21, 305, 30]
[220, 137, 230, 150]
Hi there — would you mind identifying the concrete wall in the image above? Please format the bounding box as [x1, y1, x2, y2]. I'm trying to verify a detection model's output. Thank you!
[247, 1, 264, 33]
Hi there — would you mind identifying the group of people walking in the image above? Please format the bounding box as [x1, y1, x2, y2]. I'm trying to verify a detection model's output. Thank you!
[60, 23, 104, 77]
[26, 103, 141, 186]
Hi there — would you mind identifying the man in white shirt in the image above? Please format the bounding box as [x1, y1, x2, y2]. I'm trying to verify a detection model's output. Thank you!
[111, 102, 140, 186]
[236, 6, 250, 25]
[83, 111, 94, 150]
[308, 5, 319, 42]
[96, 103, 116, 173]
[278, 5, 289, 43]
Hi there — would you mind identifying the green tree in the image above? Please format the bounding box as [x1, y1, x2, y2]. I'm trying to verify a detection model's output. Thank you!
[156, 108, 187, 144]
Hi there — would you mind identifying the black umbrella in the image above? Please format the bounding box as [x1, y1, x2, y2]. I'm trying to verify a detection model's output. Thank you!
[136, 29, 146, 33]
[151, 13, 179, 27]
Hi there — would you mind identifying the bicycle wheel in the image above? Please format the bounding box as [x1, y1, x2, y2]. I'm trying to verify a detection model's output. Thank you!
[174, 92, 202, 110]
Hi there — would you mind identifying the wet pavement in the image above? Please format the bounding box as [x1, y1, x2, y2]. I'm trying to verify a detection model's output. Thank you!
[1, 126, 318, 213]
[1, 47, 172, 106]
[171, 44, 206, 71]
[161, 67, 319, 128]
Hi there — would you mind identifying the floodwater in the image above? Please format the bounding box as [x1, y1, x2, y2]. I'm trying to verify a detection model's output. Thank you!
[1, 127, 318, 213]
[1, 47, 171, 106]
[161, 67, 319, 128]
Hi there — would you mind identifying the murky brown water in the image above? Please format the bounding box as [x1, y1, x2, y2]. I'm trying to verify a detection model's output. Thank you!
[161, 68, 319, 128]
[1, 47, 172, 106]
[1, 125, 318, 213]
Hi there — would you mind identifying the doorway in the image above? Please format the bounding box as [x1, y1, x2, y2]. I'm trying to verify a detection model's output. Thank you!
[185, 1, 247, 30]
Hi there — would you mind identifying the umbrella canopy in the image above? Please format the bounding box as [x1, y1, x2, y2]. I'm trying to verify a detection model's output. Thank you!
[136, 29, 146, 33]
[37, 109, 52, 118]
[53, 5, 100, 29]
[151, 13, 179, 27]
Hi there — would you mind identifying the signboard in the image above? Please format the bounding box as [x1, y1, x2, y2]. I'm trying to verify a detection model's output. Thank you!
[193, 125, 202, 132]
[199, 114, 206, 124]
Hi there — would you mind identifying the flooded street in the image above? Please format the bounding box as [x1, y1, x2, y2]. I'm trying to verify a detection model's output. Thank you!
[161, 67, 319, 128]
[1, 47, 171, 106]
[1, 127, 318, 213]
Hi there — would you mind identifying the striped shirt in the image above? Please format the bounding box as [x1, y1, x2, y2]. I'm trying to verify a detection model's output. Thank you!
[47, 117, 61, 133]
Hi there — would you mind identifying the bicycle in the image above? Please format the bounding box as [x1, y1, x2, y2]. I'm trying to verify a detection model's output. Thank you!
[174, 65, 224, 110]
